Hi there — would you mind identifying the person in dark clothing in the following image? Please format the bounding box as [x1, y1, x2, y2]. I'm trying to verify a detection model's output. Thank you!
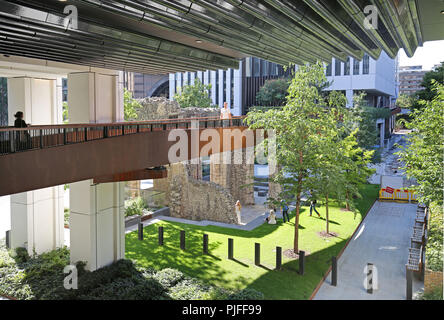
[13, 111, 30, 150]
[309, 199, 321, 217]
[14, 111, 28, 128]
[281, 201, 290, 222]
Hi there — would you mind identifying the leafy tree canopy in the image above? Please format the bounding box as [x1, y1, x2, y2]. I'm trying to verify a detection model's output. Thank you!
[413, 62, 444, 110]
[255, 78, 290, 106]
[124, 88, 142, 121]
[174, 78, 215, 108]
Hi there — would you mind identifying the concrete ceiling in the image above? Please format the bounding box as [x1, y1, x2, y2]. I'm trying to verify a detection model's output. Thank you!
[0, 0, 442, 74]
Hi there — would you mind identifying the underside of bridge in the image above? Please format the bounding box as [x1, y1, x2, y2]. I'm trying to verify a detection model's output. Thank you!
[0, 0, 443, 74]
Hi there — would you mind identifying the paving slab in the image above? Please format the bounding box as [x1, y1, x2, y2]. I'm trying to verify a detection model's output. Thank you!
[314, 201, 424, 300]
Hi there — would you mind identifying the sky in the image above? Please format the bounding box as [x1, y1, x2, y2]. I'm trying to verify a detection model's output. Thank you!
[398, 40, 444, 70]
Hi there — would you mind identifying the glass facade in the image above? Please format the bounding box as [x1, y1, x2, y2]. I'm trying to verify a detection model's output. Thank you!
[344, 58, 350, 75]
[326, 63, 332, 76]
[0, 77, 7, 126]
[335, 59, 341, 76]
[353, 59, 360, 75]
[230, 69, 234, 108]
[363, 54, 370, 74]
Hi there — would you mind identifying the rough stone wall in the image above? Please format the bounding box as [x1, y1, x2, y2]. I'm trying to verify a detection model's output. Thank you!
[210, 149, 255, 206]
[166, 162, 239, 224]
[424, 269, 443, 294]
[134, 97, 219, 120]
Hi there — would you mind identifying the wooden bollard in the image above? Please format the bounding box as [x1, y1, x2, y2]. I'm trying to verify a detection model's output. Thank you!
[406, 267, 412, 300]
[228, 238, 234, 259]
[276, 246, 282, 270]
[331, 256, 337, 286]
[255, 243, 260, 266]
[299, 250, 305, 275]
[203, 234, 208, 254]
[158, 226, 164, 246]
[180, 230, 186, 250]
[138, 222, 144, 241]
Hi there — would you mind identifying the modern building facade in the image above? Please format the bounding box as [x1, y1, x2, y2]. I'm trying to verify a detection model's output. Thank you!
[324, 51, 398, 108]
[398, 65, 427, 96]
[168, 57, 292, 115]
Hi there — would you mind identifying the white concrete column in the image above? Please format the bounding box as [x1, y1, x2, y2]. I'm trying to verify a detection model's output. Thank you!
[7, 77, 64, 255]
[346, 89, 354, 108]
[68, 71, 125, 271]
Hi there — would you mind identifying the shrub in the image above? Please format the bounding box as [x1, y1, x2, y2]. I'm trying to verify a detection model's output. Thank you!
[152, 268, 185, 288]
[124, 197, 148, 217]
[226, 288, 265, 300]
[168, 278, 212, 300]
[174, 78, 215, 108]
[255, 78, 289, 106]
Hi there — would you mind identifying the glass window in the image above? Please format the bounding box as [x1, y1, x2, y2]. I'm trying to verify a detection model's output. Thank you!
[363, 54, 370, 74]
[245, 58, 252, 77]
[335, 59, 341, 76]
[353, 59, 360, 75]
[230, 69, 234, 108]
[216, 71, 219, 106]
[223, 70, 227, 104]
[344, 57, 350, 75]
[326, 62, 332, 76]
[253, 58, 260, 77]
[261, 59, 268, 76]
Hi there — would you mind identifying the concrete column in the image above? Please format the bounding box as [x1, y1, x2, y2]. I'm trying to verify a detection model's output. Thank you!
[346, 89, 354, 108]
[68, 71, 125, 271]
[7, 77, 64, 255]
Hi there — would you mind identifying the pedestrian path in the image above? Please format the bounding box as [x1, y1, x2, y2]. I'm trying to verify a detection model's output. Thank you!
[314, 201, 424, 300]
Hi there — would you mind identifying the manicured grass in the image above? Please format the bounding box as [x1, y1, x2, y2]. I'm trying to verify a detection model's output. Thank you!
[126, 184, 379, 300]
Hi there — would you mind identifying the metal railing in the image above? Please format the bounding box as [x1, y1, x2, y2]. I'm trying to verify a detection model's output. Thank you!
[0, 116, 246, 156]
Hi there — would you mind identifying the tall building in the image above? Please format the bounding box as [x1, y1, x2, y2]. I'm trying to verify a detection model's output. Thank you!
[398, 65, 427, 96]
[169, 58, 292, 116]
[323, 51, 399, 146]
[323, 51, 398, 108]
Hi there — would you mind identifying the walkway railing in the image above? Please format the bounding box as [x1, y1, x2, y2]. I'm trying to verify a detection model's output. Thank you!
[0, 116, 247, 156]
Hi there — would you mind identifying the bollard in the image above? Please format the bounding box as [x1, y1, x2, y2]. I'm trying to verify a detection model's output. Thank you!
[158, 226, 164, 246]
[228, 238, 234, 259]
[299, 250, 305, 275]
[255, 243, 260, 266]
[276, 246, 282, 270]
[406, 267, 412, 300]
[367, 263, 373, 294]
[180, 230, 186, 250]
[5, 230, 10, 249]
[203, 234, 208, 254]
[138, 222, 144, 241]
[331, 256, 337, 286]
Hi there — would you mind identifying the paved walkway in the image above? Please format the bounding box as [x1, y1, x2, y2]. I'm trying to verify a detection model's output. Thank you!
[314, 201, 424, 300]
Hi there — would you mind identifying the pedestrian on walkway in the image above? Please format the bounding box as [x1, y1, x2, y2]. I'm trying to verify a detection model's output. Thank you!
[281, 200, 290, 222]
[310, 199, 321, 217]
[235, 200, 242, 223]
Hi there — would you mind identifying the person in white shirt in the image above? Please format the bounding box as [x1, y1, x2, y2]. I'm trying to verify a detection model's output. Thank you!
[265, 209, 277, 225]
[220, 102, 232, 126]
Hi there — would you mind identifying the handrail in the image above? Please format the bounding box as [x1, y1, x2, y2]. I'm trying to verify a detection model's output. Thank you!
[0, 116, 247, 132]
[0, 116, 248, 156]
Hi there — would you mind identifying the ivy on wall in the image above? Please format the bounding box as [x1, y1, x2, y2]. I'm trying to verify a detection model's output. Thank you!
[0, 77, 7, 126]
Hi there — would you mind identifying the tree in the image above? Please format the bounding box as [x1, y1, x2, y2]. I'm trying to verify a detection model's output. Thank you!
[413, 62, 444, 110]
[62, 102, 68, 124]
[124, 88, 142, 121]
[340, 130, 375, 211]
[255, 78, 290, 106]
[174, 78, 214, 108]
[396, 93, 415, 109]
[397, 81, 444, 207]
[246, 63, 348, 252]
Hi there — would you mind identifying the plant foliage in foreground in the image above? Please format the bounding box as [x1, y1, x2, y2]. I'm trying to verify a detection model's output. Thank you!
[0, 244, 263, 300]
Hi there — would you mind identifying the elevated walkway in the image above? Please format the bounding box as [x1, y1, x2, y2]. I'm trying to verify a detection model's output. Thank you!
[0, 116, 254, 196]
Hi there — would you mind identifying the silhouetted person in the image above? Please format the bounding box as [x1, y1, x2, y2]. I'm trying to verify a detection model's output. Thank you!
[14, 111, 28, 128]
[13, 111, 30, 150]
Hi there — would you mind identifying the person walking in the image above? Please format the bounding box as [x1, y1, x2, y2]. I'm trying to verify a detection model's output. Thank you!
[281, 201, 290, 222]
[310, 199, 321, 217]
[13, 111, 30, 150]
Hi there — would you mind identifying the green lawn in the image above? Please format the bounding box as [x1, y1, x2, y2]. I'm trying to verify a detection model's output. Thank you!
[126, 184, 379, 300]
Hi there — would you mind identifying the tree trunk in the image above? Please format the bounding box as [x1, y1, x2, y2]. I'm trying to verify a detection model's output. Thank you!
[345, 190, 350, 211]
[293, 150, 303, 254]
[326, 194, 329, 234]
